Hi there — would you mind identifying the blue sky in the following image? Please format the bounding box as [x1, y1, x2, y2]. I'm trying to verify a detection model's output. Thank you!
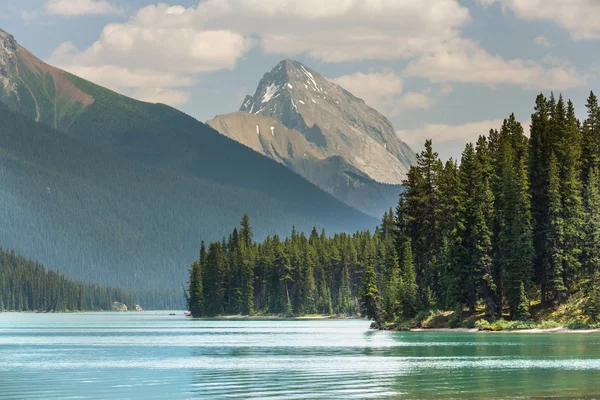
[1, 0, 598, 160]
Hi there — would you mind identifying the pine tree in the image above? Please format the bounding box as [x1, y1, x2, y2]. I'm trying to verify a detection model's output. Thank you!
[515, 282, 530, 320]
[496, 117, 533, 319]
[581, 92, 600, 182]
[337, 259, 353, 315]
[240, 214, 253, 248]
[547, 151, 567, 305]
[187, 261, 204, 317]
[529, 93, 551, 301]
[361, 262, 381, 328]
[583, 167, 600, 296]
[399, 240, 418, 318]
[560, 99, 583, 291]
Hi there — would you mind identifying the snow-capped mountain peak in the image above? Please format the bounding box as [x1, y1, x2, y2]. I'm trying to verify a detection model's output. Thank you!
[239, 59, 416, 184]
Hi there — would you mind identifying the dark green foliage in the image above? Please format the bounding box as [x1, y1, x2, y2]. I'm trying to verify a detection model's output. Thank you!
[0, 247, 133, 312]
[515, 282, 531, 321]
[187, 217, 393, 320]
[384, 92, 599, 322]
[0, 95, 376, 308]
[361, 262, 382, 328]
[187, 242, 205, 317]
[448, 303, 463, 328]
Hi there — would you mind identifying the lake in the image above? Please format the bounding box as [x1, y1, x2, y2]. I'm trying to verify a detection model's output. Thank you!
[1, 312, 600, 399]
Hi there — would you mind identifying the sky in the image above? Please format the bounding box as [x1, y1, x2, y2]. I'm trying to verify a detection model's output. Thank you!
[1, 0, 599, 160]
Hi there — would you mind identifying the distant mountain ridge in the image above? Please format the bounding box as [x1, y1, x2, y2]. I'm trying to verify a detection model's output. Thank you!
[0, 28, 377, 304]
[208, 111, 403, 217]
[208, 59, 414, 216]
[239, 59, 416, 184]
[0, 28, 92, 130]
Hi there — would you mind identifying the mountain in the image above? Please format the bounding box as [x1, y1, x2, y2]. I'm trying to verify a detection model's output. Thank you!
[0, 29, 92, 130]
[238, 59, 416, 185]
[0, 29, 378, 305]
[208, 111, 403, 217]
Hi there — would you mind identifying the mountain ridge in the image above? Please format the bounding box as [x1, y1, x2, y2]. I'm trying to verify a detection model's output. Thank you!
[208, 111, 403, 217]
[0, 29, 378, 302]
[239, 59, 416, 185]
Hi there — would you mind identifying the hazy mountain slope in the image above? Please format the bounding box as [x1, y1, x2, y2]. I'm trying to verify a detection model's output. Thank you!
[240, 59, 416, 184]
[208, 111, 402, 217]
[0, 103, 375, 292]
[0, 29, 378, 302]
[0, 28, 92, 130]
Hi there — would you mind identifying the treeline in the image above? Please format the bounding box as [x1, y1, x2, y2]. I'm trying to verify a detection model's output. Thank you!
[0, 247, 134, 312]
[186, 215, 403, 318]
[396, 91, 600, 321]
[188, 91, 600, 325]
[0, 99, 374, 306]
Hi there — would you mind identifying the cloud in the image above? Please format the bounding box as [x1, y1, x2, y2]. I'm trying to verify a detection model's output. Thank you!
[331, 72, 457, 114]
[403, 38, 587, 90]
[50, 0, 589, 106]
[21, 10, 37, 22]
[194, 0, 471, 62]
[46, 0, 123, 17]
[481, 0, 600, 40]
[398, 118, 530, 161]
[331, 71, 403, 113]
[49, 4, 251, 106]
[534, 35, 550, 48]
[398, 92, 433, 110]
[438, 84, 453, 96]
[131, 88, 190, 106]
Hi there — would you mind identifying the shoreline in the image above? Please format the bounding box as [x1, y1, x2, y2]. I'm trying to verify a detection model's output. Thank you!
[408, 327, 600, 333]
[209, 315, 364, 320]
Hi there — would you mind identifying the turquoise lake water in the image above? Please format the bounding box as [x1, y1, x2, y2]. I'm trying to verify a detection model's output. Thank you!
[1, 312, 600, 399]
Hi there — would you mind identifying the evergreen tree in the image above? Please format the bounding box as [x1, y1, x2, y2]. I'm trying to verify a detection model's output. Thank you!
[240, 214, 253, 248]
[581, 92, 599, 182]
[361, 262, 381, 328]
[583, 167, 600, 296]
[187, 260, 204, 317]
[547, 151, 567, 305]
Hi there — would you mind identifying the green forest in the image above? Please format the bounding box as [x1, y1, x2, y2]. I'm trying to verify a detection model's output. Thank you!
[0, 247, 133, 312]
[187, 92, 600, 328]
[0, 97, 374, 309]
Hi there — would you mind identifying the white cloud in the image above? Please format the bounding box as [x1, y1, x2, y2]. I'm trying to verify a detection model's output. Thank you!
[438, 84, 454, 96]
[398, 118, 530, 161]
[49, 0, 589, 107]
[49, 3, 251, 106]
[332, 73, 457, 114]
[403, 38, 587, 90]
[132, 88, 190, 106]
[46, 0, 123, 17]
[195, 0, 470, 62]
[481, 0, 600, 40]
[331, 71, 403, 113]
[534, 35, 550, 48]
[21, 10, 37, 22]
[57, 64, 197, 90]
[398, 92, 433, 110]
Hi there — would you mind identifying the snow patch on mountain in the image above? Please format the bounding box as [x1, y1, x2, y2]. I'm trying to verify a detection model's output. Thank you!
[239, 59, 416, 184]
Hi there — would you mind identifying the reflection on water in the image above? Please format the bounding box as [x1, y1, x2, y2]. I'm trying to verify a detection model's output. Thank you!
[1, 312, 600, 399]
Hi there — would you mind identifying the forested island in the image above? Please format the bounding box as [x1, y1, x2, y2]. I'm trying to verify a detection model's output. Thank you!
[0, 247, 134, 312]
[187, 92, 600, 330]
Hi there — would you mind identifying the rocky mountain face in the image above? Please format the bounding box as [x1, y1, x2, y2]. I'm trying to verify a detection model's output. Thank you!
[209, 59, 415, 216]
[0, 28, 94, 130]
[239, 59, 416, 185]
[0, 29, 378, 302]
[208, 111, 402, 217]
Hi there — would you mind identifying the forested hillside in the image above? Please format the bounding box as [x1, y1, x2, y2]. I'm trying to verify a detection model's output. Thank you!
[0, 29, 378, 308]
[0, 247, 133, 312]
[188, 92, 600, 327]
[0, 103, 375, 308]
